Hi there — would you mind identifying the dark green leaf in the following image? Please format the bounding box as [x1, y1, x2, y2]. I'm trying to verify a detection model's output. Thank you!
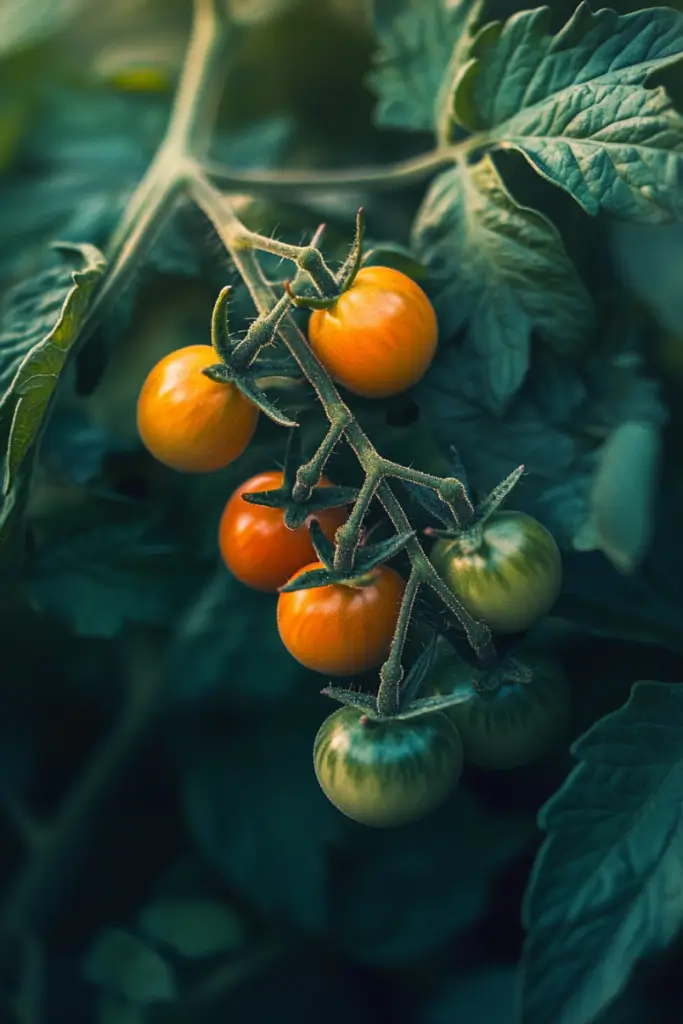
[334, 789, 532, 964]
[400, 632, 437, 705]
[398, 479, 459, 530]
[285, 486, 358, 521]
[138, 898, 245, 959]
[308, 517, 336, 568]
[278, 566, 336, 592]
[25, 498, 195, 638]
[0, 88, 166, 281]
[320, 687, 378, 714]
[168, 570, 303, 705]
[520, 681, 683, 1024]
[368, 0, 484, 136]
[455, 4, 683, 223]
[574, 421, 660, 574]
[84, 928, 176, 1005]
[418, 324, 665, 560]
[281, 423, 302, 491]
[235, 377, 298, 429]
[356, 530, 415, 571]
[412, 156, 593, 409]
[180, 700, 346, 932]
[362, 242, 427, 280]
[241, 487, 290, 510]
[0, 243, 106, 494]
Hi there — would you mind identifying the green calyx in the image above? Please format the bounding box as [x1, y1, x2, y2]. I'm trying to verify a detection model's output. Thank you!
[277, 518, 414, 592]
[425, 463, 526, 548]
[241, 428, 358, 532]
[286, 207, 365, 311]
[204, 285, 302, 427]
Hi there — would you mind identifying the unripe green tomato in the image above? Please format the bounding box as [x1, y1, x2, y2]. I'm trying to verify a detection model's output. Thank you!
[430, 511, 562, 634]
[429, 654, 571, 770]
[313, 706, 463, 827]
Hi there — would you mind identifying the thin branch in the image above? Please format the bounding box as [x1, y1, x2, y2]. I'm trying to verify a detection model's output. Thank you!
[377, 570, 421, 716]
[293, 412, 351, 500]
[333, 469, 381, 572]
[203, 147, 458, 194]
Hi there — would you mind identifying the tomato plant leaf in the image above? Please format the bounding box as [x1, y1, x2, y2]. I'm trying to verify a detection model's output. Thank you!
[0, 242, 106, 495]
[308, 517, 336, 568]
[368, 0, 484, 135]
[455, 3, 683, 223]
[180, 699, 346, 932]
[412, 156, 592, 409]
[355, 530, 415, 572]
[83, 929, 176, 1006]
[168, 570, 303, 705]
[278, 566, 336, 592]
[519, 680, 683, 1024]
[138, 898, 245, 960]
[573, 420, 660, 574]
[400, 631, 437, 705]
[25, 497, 196, 638]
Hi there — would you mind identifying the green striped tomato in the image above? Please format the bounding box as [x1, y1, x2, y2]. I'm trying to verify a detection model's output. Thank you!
[313, 706, 463, 828]
[430, 512, 562, 634]
[430, 654, 571, 770]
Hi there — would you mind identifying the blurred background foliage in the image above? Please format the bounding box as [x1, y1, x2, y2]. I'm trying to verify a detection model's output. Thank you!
[1, 0, 683, 1022]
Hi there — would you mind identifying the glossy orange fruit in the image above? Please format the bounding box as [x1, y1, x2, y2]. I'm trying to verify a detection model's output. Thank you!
[219, 470, 349, 592]
[308, 266, 438, 399]
[277, 561, 405, 675]
[137, 345, 259, 473]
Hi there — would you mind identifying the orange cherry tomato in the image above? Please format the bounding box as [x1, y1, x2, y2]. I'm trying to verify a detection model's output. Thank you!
[308, 266, 438, 399]
[137, 345, 259, 473]
[218, 470, 350, 592]
[277, 561, 405, 675]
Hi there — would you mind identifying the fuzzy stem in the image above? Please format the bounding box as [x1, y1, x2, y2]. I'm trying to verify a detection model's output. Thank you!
[293, 413, 351, 500]
[79, 0, 231, 349]
[377, 570, 421, 715]
[235, 229, 338, 297]
[378, 459, 475, 527]
[333, 469, 381, 572]
[190, 172, 497, 669]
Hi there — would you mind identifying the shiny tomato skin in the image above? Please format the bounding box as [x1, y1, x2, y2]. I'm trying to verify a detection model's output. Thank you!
[314, 706, 463, 827]
[137, 345, 259, 473]
[277, 562, 405, 676]
[430, 654, 571, 770]
[218, 470, 349, 592]
[308, 266, 438, 399]
[430, 512, 562, 634]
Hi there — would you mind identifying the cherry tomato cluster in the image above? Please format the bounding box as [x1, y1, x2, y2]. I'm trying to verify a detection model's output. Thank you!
[136, 268, 567, 829]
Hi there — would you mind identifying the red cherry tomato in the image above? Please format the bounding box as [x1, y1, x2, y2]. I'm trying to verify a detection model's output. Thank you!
[219, 470, 349, 592]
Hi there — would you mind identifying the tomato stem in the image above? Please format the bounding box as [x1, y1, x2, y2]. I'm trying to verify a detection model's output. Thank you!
[378, 570, 421, 715]
[292, 413, 351, 501]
